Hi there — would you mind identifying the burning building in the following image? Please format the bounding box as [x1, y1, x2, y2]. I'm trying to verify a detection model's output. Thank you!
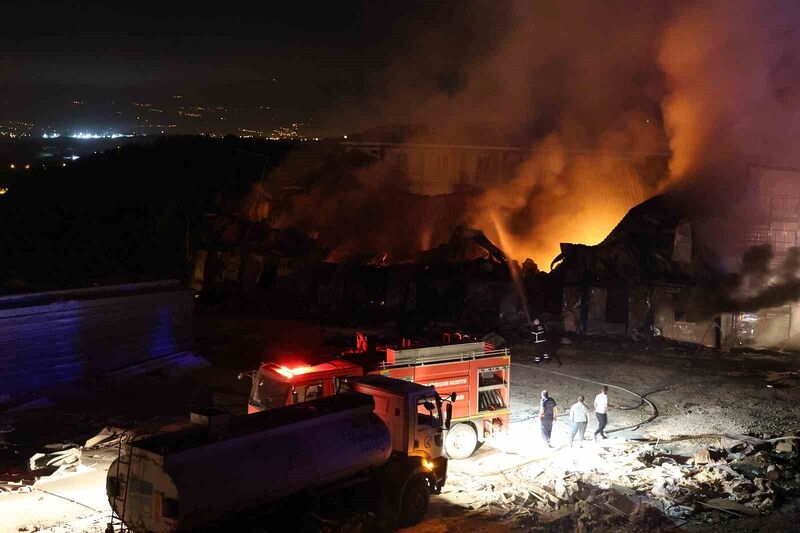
[341, 125, 668, 268]
[557, 163, 800, 350]
[555, 195, 724, 346]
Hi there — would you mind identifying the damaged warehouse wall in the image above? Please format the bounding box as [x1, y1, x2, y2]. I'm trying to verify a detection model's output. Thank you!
[0, 280, 194, 398]
[565, 279, 800, 350]
[559, 187, 800, 351]
[564, 284, 721, 347]
[648, 287, 721, 348]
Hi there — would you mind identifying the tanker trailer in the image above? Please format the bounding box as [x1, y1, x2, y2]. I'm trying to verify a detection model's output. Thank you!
[106, 376, 449, 532]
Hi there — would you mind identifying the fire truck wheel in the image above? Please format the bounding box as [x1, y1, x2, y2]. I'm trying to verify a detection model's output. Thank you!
[399, 475, 429, 526]
[445, 423, 478, 459]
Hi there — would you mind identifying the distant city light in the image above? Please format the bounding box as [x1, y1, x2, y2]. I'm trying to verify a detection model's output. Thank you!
[0, 187, 7, 195]
[9, 164, 15, 170]
[343, 135, 348, 139]
[70, 132, 129, 139]
[24, 164, 31, 170]
[66, 155, 80, 161]
[45, 131, 131, 140]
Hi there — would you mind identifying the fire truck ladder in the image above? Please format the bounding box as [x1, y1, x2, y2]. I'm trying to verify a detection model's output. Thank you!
[380, 347, 510, 369]
[106, 434, 133, 533]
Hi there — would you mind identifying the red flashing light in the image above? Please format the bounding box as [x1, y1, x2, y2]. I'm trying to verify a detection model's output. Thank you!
[275, 365, 312, 378]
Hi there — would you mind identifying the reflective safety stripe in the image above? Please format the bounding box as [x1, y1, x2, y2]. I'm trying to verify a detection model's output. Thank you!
[451, 409, 509, 422]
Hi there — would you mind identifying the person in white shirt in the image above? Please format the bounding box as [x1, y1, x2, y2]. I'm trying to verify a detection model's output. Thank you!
[593, 386, 609, 440]
[568, 395, 589, 447]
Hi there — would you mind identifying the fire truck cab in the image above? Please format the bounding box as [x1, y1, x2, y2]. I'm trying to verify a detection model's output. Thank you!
[245, 341, 510, 459]
[247, 359, 363, 413]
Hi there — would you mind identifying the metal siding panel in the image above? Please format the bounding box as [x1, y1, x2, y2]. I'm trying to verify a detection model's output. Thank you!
[0, 287, 194, 396]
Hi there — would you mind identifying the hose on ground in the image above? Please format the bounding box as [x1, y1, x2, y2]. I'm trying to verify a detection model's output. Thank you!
[484, 363, 796, 477]
[515, 363, 660, 434]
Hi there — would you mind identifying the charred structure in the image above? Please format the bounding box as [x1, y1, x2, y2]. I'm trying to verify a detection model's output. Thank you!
[557, 163, 800, 350]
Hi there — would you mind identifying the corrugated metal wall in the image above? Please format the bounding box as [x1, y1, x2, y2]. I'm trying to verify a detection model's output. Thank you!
[0, 281, 194, 396]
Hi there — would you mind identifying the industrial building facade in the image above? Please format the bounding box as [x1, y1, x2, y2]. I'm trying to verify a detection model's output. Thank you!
[559, 165, 800, 351]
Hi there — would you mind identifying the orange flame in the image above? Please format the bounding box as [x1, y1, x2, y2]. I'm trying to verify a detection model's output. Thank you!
[471, 135, 652, 269]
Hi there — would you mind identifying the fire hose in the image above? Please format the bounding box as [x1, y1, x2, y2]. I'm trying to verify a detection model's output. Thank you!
[514, 363, 662, 434]
[477, 366, 667, 476]
[482, 364, 798, 477]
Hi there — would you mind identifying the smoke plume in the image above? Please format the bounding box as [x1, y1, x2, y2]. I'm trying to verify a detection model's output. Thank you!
[719, 246, 800, 312]
[659, 0, 800, 191]
[254, 1, 800, 272]
[368, 1, 671, 267]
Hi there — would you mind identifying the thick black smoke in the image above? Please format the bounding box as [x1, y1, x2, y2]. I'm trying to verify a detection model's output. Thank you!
[719, 246, 800, 312]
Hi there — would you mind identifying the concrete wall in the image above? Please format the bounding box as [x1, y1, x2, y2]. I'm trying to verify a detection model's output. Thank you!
[564, 281, 800, 350]
[0, 281, 194, 397]
[650, 287, 718, 348]
[564, 284, 719, 346]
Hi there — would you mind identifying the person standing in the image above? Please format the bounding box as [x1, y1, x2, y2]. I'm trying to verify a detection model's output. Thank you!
[531, 319, 549, 364]
[539, 389, 558, 447]
[568, 395, 589, 447]
[593, 386, 609, 440]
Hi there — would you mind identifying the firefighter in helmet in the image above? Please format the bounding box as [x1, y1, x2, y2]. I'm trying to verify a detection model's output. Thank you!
[531, 318, 550, 364]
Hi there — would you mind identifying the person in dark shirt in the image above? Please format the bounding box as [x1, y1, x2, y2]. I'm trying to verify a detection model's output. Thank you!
[539, 389, 558, 447]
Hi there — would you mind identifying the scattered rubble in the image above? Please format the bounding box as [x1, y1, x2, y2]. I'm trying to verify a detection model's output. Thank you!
[0, 444, 84, 495]
[441, 433, 800, 530]
[0, 477, 35, 494]
[29, 445, 81, 473]
[83, 427, 128, 449]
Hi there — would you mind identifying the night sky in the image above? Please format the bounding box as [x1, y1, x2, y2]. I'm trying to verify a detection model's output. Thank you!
[3, 1, 796, 146]
[1, 1, 492, 134]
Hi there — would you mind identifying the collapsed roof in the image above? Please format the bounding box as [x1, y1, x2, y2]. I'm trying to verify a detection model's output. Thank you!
[416, 224, 507, 266]
[553, 195, 722, 287]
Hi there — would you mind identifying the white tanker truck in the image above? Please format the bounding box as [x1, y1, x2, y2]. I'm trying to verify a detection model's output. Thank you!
[106, 375, 452, 532]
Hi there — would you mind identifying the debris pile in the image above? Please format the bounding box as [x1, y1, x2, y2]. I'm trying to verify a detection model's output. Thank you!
[28, 444, 81, 475]
[0, 425, 133, 494]
[0, 443, 84, 494]
[442, 433, 800, 529]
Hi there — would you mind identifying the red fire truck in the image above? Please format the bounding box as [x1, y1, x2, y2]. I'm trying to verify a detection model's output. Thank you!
[243, 341, 510, 459]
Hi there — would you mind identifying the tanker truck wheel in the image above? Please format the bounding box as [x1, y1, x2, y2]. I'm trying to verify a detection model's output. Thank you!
[445, 423, 477, 459]
[399, 475, 429, 526]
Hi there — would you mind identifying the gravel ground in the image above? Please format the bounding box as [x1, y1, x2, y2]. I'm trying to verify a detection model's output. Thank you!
[507, 338, 800, 441]
[4, 329, 800, 532]
[417, 336, 800, 532]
